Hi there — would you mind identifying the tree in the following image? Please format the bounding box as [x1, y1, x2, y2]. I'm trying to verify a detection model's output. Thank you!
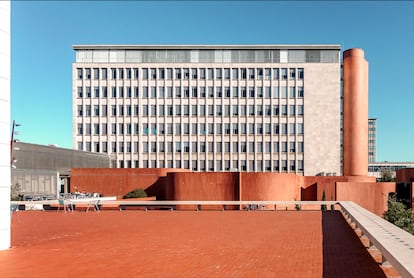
[378, 169, 395, 182]
[383, 194, 414, 234]
[123, 188, 147, 199]
[10, 182, 22, 201]
[321, 190, 327, 211]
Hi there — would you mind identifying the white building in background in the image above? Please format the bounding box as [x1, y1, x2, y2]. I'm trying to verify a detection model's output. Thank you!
[72, 45, 341, 176]
[368, 118, 377, 163]
[0, 0, 11, 250]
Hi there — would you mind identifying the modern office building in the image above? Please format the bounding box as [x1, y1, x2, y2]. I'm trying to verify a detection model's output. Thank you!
[368, 118, 377, 162]
[72, 45, 343, 176]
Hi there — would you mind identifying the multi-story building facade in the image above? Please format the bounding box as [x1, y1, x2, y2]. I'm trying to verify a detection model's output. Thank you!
[368, 118, 377, 162]
[72, 45, 341, 176]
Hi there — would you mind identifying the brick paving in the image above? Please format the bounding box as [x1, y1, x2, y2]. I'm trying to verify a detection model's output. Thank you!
[0, 210, 387, 278]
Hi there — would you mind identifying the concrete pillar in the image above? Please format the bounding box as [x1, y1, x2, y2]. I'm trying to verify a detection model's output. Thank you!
[0, 0, 11, 250]
[343, 48, 369, 176]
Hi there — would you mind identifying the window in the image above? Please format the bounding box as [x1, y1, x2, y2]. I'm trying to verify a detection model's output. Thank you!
[249, 105, 255, 116]
[183, 68, 189, 79]
[77, 123, 83, 135]
[265, 105, 271, 116]
[216, 142, 222, 152]
[191, 68, 198, 79]
[167, 142, 173, 152]
[93, 68, 99, 79]
[224, 123, 230, 135]
[257, 68, 263, 80]
[143, 87, 148, 98]
[257, 123, 263, 134]
[249, 142, 255, 152]
[232, 87, 238, 98]
[249, 68, 255, 79]
[298, 68, 304, 79]
[289, 105, 296, 116]
[224, 68, 230, 79]
[281, 142, 287, 152]
[111, 105, 117, 116]
[290, 142, 296, 152]
[102, 68, 107, 79]
[192, 142, 198, 152]
[142, 68, 148, 79]
[150, 68, 157, 79]
[298, 105, 304, 116]
[175, 87, 181, 98]
[134, 68, 139, 79]
[86, 87, 91, 97]
[199, 87, 206, 98]
[216, 68, 222, 79]
[273, 68, 279, 79]
[176, 142, 182, 152]
[289, 87, 296, 98]
[142, 105, 148, 116]
[77, 105, 83, 116]
[232, 68, 238, 79]
[111, 68, 117, 79]
[119, 68, 124, 79]
[207, 68, 214, 79]
[233, 142, 238, 152]
[216, 105, 222, 116]
[175, 123, 181, 135]
[282, 123, 288, 134]
[192, 105, 198, 116]
[167, 68, 173, 79]
[240, 105, 246, 117]
[265, 68, 271, 80]
[208, 142, 214, 152]
[185, 123, 190, 135]
[249, 123, 255, 134]
[298, 86, 304, 97]
[281, 68, 288, 79]
[151, 87, 157, 98]
[241, 142, 247, 152]
[208, 87, 214, 98]
[200, 68, 206, 79]
[94, 105, 99, 116]
[192, 123, 198, 134]
[289, 68, 296, 79]
[224, 105, 230, 117]
[224, 142, 230, 153]
[232, 105, 238, 116]
[102, 123, 107, 135]
[126, 68, 131, 79]
[77, 68, 83, 79]
[249, 87, 255, 98]
[297, 142, 304, 153]
[216, 123, 222, 134]
[297, 123, 304, 134]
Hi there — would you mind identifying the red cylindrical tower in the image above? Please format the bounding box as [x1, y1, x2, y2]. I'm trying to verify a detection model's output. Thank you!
[343, 48, 369, 176]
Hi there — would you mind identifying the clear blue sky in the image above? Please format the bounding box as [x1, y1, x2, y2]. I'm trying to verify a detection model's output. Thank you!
[11, 1, 414, 162]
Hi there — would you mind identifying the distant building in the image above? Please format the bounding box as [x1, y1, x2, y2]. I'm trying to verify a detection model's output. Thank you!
[72, 44, 343, 176]
[368, 118, 377, 162]
[368, 161, 414, 180]
[11, 142, 110, 198]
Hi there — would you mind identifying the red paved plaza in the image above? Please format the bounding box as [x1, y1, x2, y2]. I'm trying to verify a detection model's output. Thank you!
[0, 210, 387, 277]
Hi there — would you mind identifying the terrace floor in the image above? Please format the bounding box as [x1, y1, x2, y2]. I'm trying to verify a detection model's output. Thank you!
[0, 210, 397, 277]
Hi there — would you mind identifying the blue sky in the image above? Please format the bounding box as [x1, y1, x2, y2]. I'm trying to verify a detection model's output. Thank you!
[11, 1, 414, 162]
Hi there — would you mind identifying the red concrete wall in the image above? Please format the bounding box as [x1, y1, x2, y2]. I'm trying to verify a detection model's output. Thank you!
[171, 172, 239, 201]
[396, 168, 414, 183]
[240, 173, 299, 201]
[300, 176, 348, 201]
[70, 168, 189, 199]
[336, 182, 395, 216]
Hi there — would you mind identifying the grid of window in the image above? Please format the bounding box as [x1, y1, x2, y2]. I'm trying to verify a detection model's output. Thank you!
[75, 65, 306, 173]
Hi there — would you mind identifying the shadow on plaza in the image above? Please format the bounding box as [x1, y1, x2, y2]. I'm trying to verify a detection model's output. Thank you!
[322, 210, 386, 278]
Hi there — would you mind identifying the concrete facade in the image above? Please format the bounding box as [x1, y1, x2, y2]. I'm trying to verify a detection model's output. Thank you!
[72, 45, 341, 176]
[0, 0, 10, 250]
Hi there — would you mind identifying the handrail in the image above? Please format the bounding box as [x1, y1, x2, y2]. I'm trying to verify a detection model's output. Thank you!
[339, 201, 414, 278]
